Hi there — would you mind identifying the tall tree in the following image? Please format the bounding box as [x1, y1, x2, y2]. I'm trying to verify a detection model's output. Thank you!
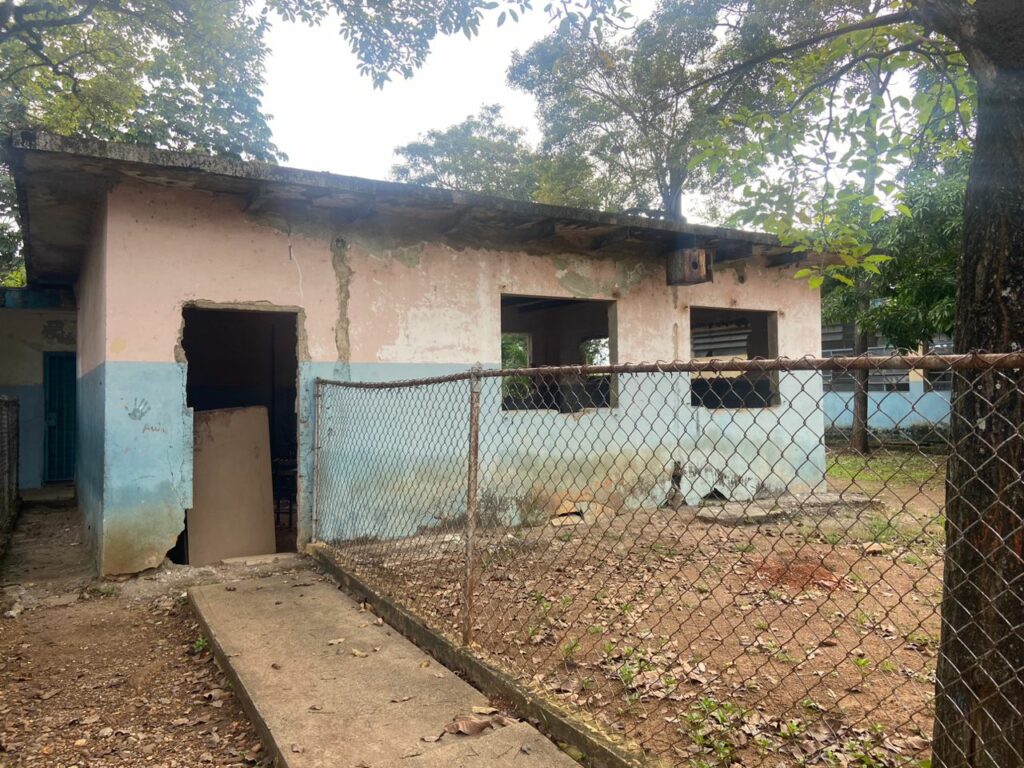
[0, 0, 284, 284]
[361, 1, 1024, 760]
[823, 158, 963, 353]
[391, 104, 620, 209]
[508, 0, 793, 220]
[392, 104, 543, 201]
[0, 0, 628, 283]
[695, 2, 1021, 764]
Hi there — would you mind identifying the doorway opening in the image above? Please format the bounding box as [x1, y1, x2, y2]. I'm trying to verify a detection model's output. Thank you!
[168, 307, 298, 564]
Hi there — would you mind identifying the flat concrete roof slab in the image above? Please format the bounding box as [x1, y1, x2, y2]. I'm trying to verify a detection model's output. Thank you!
[190, 574, 579, 768]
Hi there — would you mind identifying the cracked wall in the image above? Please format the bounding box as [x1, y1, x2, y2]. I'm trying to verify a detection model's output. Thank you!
[89, 179, 823, 573]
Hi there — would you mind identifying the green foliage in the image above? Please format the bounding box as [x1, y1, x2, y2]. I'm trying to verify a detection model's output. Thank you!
[500, 331, 532, 401]
[865, 160, 963, 348]
[392, 104, 542, 201]
[264, 0, 627, 87]
[391, 104, 614, 208]
[0, 0, 285, 283]
[711, 1, 974, 274]
[501, 332, 530, 368]
[817, 157, 963, 349]
[1, 2, 281, 161]
[508, 0, 785, 219]
[0, 0, 628, 283]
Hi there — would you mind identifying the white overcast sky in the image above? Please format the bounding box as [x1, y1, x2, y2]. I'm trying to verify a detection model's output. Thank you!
[262, 14, 552, 180]
[262, 5, 654, 182]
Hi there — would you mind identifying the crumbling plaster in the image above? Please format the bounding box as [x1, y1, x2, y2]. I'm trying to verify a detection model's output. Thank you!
[85, 179, 821, 574]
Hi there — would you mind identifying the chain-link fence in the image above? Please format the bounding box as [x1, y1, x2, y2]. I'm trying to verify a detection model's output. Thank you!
[312, 354, 1023, 767]
[0, 396, 19, 560]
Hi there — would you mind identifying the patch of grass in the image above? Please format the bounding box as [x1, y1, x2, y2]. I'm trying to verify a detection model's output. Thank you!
[561, 639, 581, 662]
[683, 697, 747, 764]
[905, 629, 938, 650]
[192, 635, 209, 653]
[865, 516, 902, 543]
[801, 698, 824, 712]
[827, 450, 945, 486]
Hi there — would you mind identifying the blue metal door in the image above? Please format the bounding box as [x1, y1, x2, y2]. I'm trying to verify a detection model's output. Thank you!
[43, 352, 76, 483]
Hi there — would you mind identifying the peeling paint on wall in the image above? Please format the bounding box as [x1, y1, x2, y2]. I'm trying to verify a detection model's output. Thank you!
[85, 180, 824, 575]
[330, 237, 352, 364]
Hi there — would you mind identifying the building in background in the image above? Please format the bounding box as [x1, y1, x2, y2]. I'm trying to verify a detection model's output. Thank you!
[0, 288, 77, 489]
[821, 322, 953, 434]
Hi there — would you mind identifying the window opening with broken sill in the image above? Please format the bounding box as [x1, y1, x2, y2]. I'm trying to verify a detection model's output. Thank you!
[690, 307, 779, 409]
[500, 295, 616, 413]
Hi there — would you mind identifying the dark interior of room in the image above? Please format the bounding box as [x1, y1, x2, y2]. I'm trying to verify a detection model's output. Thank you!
[167, 307, 298, 563]
[500, 295, 614, 411]
[690, 306, 779, 408]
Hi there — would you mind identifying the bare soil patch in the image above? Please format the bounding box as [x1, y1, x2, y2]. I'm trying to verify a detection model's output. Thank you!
[326, 452, 944, 767]
[1, 501, 310, 767]
[0, 591, 271, 767]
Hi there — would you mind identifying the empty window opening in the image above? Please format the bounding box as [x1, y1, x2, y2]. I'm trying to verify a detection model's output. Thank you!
[501, 295, 616, 412]
[822, 322, 912, 392]
[690, 307, 779, 408]
[167, 307, 298, 564]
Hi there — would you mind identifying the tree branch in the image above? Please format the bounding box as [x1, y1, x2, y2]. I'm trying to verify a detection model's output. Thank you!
[682, 10, 916, 96]
[0, 0, 99, 44]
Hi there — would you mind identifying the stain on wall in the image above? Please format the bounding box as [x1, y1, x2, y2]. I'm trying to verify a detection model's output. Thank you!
[85, 179, 824, 573]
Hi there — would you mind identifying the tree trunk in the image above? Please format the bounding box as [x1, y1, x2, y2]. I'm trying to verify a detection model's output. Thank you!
[931, 53, 1024, 768]
[851, 324, 870, 453]
[664, 167, 686, 221]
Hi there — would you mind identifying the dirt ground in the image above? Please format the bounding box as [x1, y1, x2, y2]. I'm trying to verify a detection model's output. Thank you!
[0, 499, 307, 768]
[1, 447, 947, 768]
[328, 448, 947, 767]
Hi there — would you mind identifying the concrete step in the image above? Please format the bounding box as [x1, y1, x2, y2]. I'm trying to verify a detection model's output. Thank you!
[189, 573, 579, 768]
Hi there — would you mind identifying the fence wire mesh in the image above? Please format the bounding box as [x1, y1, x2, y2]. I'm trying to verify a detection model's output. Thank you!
[0, 396, 19, 559]
[313, 355, 1023, 767]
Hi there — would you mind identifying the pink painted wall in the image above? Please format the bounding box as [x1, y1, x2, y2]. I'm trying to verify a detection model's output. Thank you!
[77, 201, 107, 376]
[103, 183, 340, 363]
[346, 243, 821, 365]
[100, 181, 821, 365]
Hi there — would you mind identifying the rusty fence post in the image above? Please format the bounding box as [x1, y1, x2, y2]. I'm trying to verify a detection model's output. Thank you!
[462, 366, 482, 646]
[311, 379, 323, 543]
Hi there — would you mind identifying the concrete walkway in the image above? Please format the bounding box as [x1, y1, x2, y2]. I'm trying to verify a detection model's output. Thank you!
[190, 574, 580, 768]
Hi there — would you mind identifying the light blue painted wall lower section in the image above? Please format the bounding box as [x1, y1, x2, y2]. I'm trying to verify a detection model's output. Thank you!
[80, 360, 833, 573]
[79, 362, 193, 574]
[312, 366, 828, 544]
[101, 362, 193, 574]
[824, 381, 950, 430]
[0, 384, 44, 488]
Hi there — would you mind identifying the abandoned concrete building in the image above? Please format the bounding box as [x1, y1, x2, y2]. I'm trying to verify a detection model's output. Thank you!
[1, 131, 825, 575]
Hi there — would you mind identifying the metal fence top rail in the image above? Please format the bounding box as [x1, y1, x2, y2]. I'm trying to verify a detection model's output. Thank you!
[315, 352, 1024, 390]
